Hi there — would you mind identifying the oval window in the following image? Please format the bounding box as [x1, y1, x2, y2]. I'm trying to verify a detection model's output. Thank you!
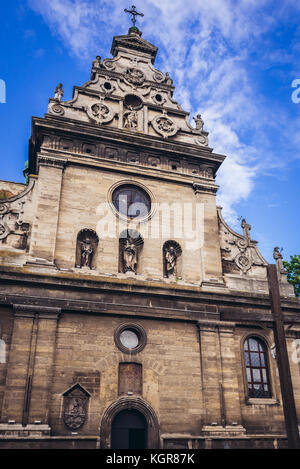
[112, 184, 151, 220]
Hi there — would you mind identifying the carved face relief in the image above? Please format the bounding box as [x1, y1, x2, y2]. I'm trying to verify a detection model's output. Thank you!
[151, 115, 178, 138]
[86, 101, 115, 125]
[124, 68, 145, 87]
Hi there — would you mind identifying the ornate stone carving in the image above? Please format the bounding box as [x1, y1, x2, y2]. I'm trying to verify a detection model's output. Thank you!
[75, 229, 99, 270]
[195, 135, 208, 146]
[165, 72, 173, 86]
[153, 71, 165, 83]
[273, 247, 285, 273]
[151, 112, 178, 139]
[0, 182, 34, 250]
[123, 110, 138, 129]
[163, 240, 182, 278]
[102, 58, 116, 70]
[147, 156, 160, 167]
[54, 83, 64, 102]
[86, 100, 115, 125]
[241, 219, 251, 241]
[50, 103, 65, 116]
[218, 208, 268, 276]
[124, 67, 145, 87]
[119, 230, 144, 274]
[200, 166, 214, 179]
[62, 384, 90, 431]
[193, 114, 204, 132]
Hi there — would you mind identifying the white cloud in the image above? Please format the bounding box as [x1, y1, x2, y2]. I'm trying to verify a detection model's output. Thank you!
[27, 0, 299, 226]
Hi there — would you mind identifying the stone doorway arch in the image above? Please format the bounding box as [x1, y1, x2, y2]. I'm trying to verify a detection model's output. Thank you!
[100, 396, 159, 449]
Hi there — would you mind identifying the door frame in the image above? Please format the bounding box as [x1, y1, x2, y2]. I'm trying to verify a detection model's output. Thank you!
[100, 396, 159, 449]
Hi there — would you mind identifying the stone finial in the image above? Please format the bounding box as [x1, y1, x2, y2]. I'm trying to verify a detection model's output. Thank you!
[241, 218, 251, 241]
[273, 246, 285, 273]
[54, 83, 63, 102]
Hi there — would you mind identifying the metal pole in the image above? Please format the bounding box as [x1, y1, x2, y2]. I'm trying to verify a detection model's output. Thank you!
[267, 264, 300, 448]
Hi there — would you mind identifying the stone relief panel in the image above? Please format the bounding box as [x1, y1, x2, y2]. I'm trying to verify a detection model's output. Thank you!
[86, 100, 115, 126]
[62, 384, 90, 431]
[151, 112, 178, 139]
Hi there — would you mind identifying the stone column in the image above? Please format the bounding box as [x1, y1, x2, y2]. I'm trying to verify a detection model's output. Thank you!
[193, 184, 224, 287]
[218, 323, 244, 427]
[1, 305, 36, 424]
[198, 320, 222, 427]
[28, 156, 66, 265]
[28, 307, 60, 424]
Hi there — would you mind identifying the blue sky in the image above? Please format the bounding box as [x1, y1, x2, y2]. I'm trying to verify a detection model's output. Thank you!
[0, 0, 299, 264]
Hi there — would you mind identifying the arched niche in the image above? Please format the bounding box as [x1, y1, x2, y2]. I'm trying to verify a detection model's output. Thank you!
[100, 396, 160, 449]
[119, 229, 144, 274]
[163, 240, 182, 279]
[75, 229, 99, 270]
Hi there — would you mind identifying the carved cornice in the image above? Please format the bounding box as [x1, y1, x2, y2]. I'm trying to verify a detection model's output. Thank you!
[13, 304, 61, 320]
[38, 155, 67, 170]
[193, 183, 219, 195]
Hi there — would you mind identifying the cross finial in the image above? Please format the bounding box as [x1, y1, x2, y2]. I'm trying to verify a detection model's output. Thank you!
[124, 5, 144, 27]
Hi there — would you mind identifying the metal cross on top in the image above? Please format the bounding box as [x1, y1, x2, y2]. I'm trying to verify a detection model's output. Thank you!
[124, 5, 144, 27]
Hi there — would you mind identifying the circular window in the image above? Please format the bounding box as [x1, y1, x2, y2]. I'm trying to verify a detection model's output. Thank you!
[114, 324, 147, 354]
[155, 94, 163, 102]
[104, 82, 112, 90]
[112, 184, 151, 220]
[120, 330, 139, 349]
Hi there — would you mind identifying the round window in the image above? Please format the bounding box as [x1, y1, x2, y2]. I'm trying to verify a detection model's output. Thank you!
[114, 324, 147, 354]
[120, 329, 139, 350]
[112, 184, 151, 220]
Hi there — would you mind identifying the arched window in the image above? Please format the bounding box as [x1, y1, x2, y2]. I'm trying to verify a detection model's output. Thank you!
[244, 337, 272, 399]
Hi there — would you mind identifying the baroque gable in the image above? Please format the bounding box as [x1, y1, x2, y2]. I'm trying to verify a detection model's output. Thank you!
[47, 27, 209, 148]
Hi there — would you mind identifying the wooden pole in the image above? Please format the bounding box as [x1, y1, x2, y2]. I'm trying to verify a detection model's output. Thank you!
[267, 264, 300, 448]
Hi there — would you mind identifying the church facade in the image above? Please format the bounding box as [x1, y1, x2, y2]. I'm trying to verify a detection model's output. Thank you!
[0, 25, 299, 449]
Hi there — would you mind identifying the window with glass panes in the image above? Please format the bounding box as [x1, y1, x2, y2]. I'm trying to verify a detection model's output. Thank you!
[244, 337, 272, 398]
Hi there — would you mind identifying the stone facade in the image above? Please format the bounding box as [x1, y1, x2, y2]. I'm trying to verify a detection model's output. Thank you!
[0, 26, 299, 449]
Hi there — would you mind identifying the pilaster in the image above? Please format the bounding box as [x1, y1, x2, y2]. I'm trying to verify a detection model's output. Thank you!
[193, 183, 224, 287]
[28, 155, 66, 264]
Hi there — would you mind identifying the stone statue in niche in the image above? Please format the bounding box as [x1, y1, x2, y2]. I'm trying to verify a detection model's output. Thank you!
[119, 230, 144, 275]
[165, 246, 177, 278]
[123, 240, 138, 273]
[163, 241, 182, 279]
[54, 83, 64, 102]
[80, 238, 94, 268]
[124, 110, 138, 129]
[75, 229, 99, 270]
[193, 114, 204, 132]
[273, 246, 285, 273]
